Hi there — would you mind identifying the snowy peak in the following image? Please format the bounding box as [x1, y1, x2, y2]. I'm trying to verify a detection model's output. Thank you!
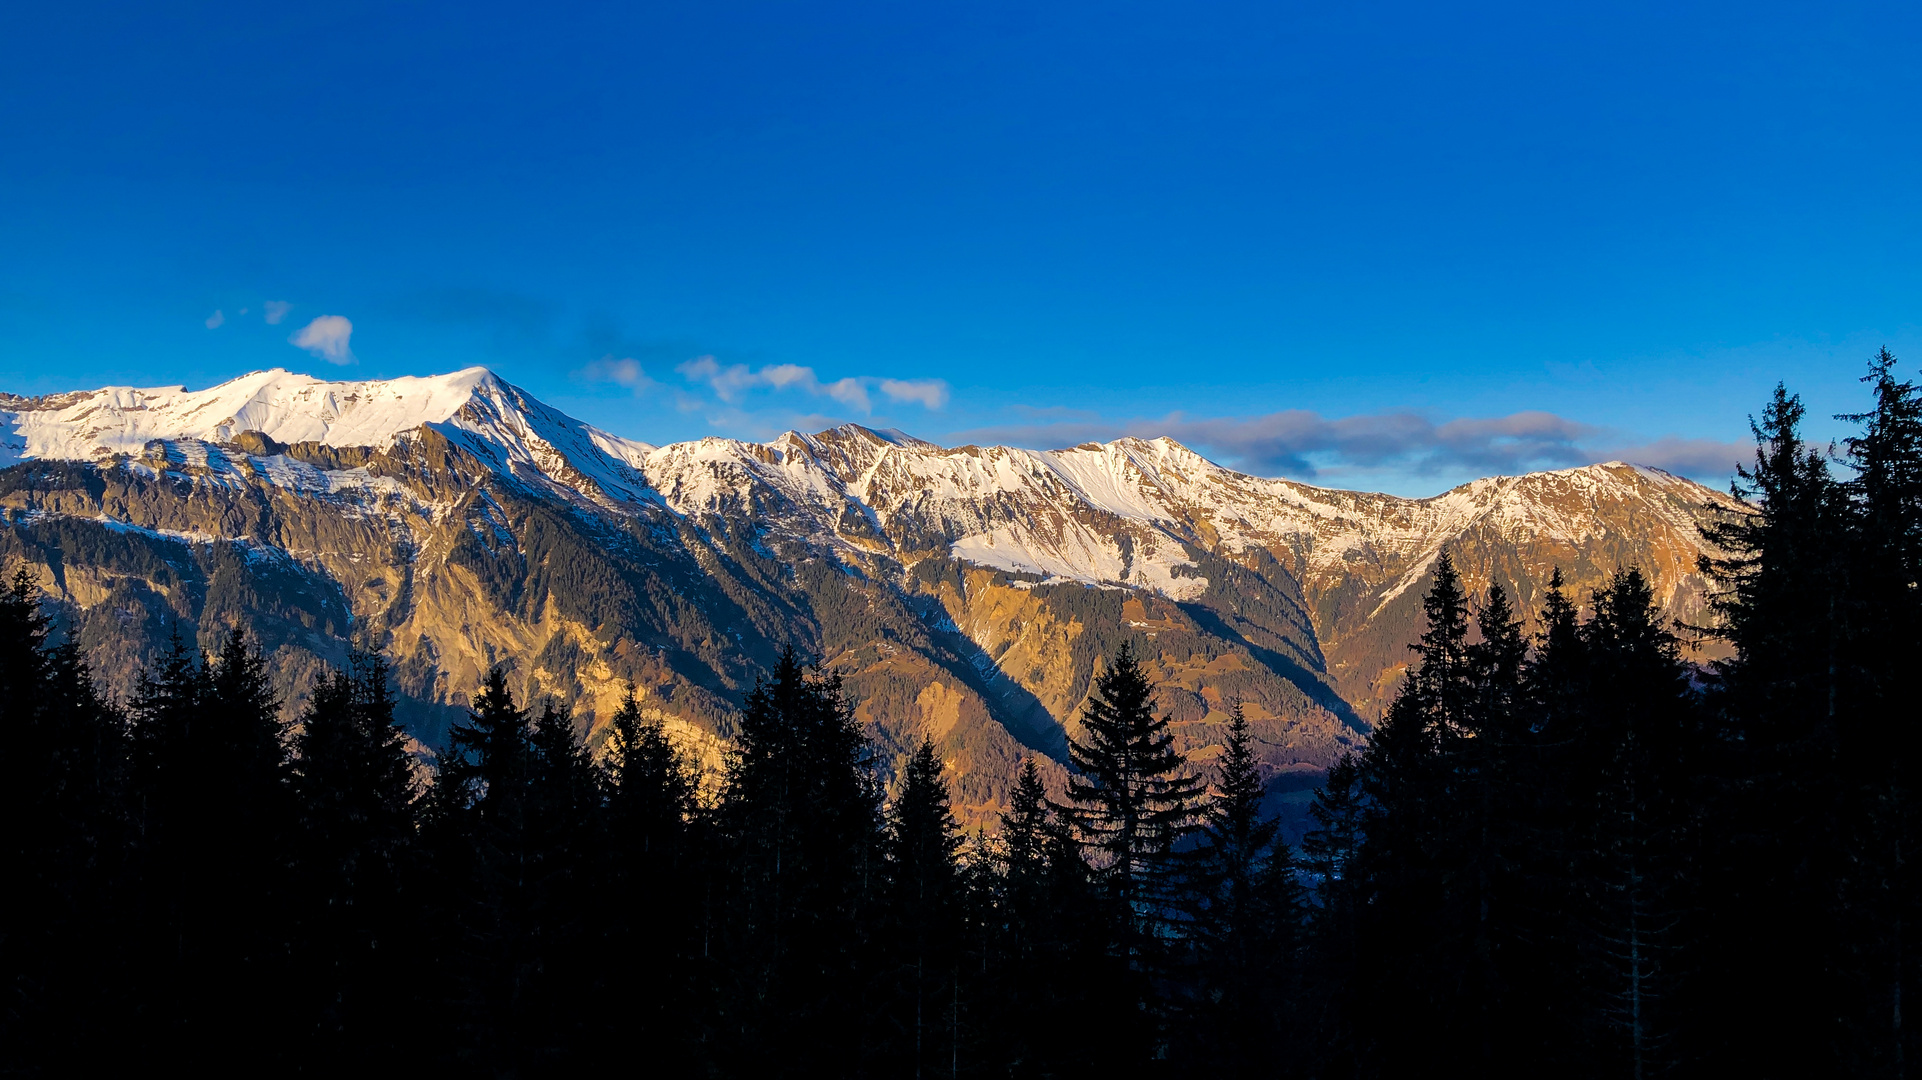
[0, 367, 1735, 608]
[0, 367, 661, 508]
[0, 367, 501, 458]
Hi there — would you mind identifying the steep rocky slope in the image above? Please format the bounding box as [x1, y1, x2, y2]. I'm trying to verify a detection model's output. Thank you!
[0, 368, 1741, 825]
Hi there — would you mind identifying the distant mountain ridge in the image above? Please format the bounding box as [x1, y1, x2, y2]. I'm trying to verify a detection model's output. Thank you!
[0, 368, 1740, 825]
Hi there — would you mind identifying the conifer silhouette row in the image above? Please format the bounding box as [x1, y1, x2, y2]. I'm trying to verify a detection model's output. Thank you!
[2, 352, 1919, 1077]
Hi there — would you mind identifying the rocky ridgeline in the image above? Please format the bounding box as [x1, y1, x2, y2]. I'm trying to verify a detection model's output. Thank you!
[0, 368, 1737, 826]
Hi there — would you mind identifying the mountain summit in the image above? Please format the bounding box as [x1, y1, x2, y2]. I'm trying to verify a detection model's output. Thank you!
[0, 368, 1738, 823]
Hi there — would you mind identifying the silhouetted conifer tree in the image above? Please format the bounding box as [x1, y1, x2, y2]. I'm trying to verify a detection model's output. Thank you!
[1300, 750, 1367, 1075]
[1565, 569, 1704, 1079]
[1063, 642, 1204, 975]
[1696, 384, 1851, 1073]
[1179, 701, 1301, 1077]
[0, 569, 130, 1071]
[881, 737, 963, 1077]
[980, 756, 1124, 1075]
[1836, 349, 1922, 1075]
[714, 648, 882, 1074]
[128, 626, 293, 1064]
[1346, 554, 1470, 1072]
[289, 651, 421, 1066]
[427, 667, 546, 1068]
[600, 683, 699, 1063]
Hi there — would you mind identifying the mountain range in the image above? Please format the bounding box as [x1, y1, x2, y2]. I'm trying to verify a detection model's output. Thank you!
[0, 368, 1739, 825]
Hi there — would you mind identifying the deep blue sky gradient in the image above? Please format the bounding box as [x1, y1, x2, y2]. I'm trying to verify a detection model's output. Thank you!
[3, 1, 1918, 493]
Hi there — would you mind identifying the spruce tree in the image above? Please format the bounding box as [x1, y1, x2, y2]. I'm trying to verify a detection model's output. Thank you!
[987, 756, 1120, 1074]
[0, 569, 130, 1070]
[427, 666, 540, 1067]
[288, 651, 421, 1066]
[599, 683, 700, 1063]
[882, 737, 963, 1078]
[1569, 569, 1703, 1080]
[1695, 384, 1851, 1073]
[714, 648, 883, 1074]
[1186, 702, 1283, 964]
[1837, 348, 1922, 1074]
[1003, 757, 1053, 892]
[604, 683, 694, 864]
[129, 627, 294, 1063]
[1181, 701, 1299, 1077]
[1452, 581, 1532, 1071]
[1345, 552, 1480, 1073]
[1300, 754, 1367, 1075]
[1062, 641, 1205, 966]
[524, 699, 606, 1062]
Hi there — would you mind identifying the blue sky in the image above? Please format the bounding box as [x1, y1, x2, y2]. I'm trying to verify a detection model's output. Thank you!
[3, 1, 1918, 495]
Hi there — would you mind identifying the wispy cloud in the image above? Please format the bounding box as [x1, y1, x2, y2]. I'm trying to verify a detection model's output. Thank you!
[1599, 436, 1752, 481]
[948, 406, 1749, 485]
[675, 356, 945, 415]
[289, 315, 355, 365]
[879, 378, 950, 409]
[577, 354, 656, 395]
[263, 300, 292, 325]
[204, 310, 225, 329]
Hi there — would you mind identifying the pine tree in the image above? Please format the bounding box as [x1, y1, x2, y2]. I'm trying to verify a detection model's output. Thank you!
[427, 666, 540, 1067]
[1003, 757, 1053, 892]
[1181, 701, 1299, 1077]
[128, 626, 294, 1063]
[1453, 580, 1531, 1070]
[524, 699, 605, 1062]
[1511, 567, 1598, 1069]
[714, 647, 883, 1074]
[1187, 702, 1283, 964]
[1062, 641, 1205, 968]
[599, 683, 699, 1066]
[1302, 752, 1366, 922]
[882, 737, 963, 1078]
[1837, 348, 1922, 1075]
[288, 651, 422, 1066]
[982, 756, 1109, 1073]
[605, 683, 694, 863]
[1555, 569, 1704, 1079]
[1344, 552, 1483, 1072]
[1695, 384, 1852, 1073]
[0, 568, 131, 1070]
[1300, 753, 1367, 1075]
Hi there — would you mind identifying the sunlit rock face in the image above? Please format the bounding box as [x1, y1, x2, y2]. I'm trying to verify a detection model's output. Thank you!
[0, 368, 1738, 827]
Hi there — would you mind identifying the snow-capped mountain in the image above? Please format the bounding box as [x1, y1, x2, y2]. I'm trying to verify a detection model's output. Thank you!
[0, 368, 1741, 825]
[0, 367, 660, 507]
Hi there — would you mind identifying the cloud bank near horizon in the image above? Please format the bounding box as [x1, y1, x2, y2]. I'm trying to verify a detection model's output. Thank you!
[946, 407, 1750, 487]
[563, 342, 1752, 491]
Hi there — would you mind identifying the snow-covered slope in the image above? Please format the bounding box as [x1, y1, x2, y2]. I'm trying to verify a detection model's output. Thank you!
[0, 365, 1743, 817]
[0, 364, 1735, 622]
[632, 424, 1734, 609]
[0, 368, 659, 508]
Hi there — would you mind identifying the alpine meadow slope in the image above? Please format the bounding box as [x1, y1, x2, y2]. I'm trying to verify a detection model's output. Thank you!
[0, 368, 1738, 825]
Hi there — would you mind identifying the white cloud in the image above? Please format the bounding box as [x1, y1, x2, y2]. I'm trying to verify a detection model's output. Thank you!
[674, 357, 946, 415]
[263, 300, 292, 325]
[204, 310, 225, 329]
[825, 377, 871, 412]
[290, 315, 356, 365]
[879, 378, 949, 409]
[578, 354, 656, 394]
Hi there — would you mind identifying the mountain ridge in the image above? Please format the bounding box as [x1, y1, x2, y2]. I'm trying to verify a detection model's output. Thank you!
[0, 367, 1740, 825]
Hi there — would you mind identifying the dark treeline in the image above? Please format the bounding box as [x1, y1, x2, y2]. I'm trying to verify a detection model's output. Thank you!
[2, 354, 1919, 1077]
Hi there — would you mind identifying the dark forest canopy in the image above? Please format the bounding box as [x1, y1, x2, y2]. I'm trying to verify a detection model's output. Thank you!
[3, 353, 1921, 1077]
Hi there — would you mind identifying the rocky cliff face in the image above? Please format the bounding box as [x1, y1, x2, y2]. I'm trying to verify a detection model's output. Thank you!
[0, 368, 1741, 826]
